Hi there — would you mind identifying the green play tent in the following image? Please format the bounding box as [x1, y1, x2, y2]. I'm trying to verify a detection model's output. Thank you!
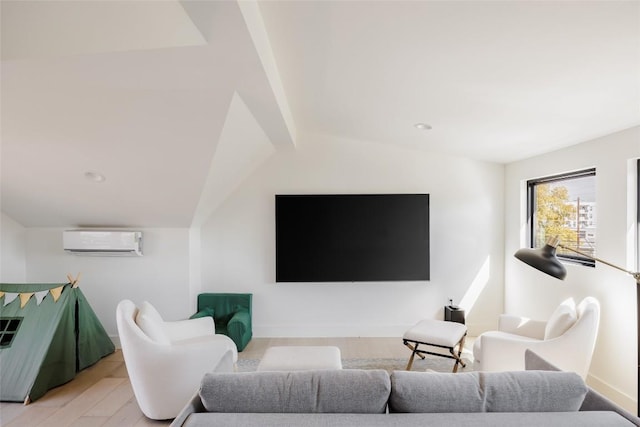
[0, 281, 115, 403]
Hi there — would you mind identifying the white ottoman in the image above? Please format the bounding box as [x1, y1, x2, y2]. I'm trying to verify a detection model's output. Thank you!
[257, 346, 342, 371]
[403, 319, 467, 372]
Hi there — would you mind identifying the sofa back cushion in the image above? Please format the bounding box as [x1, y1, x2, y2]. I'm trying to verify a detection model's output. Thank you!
[389, 370, 587, 413]
[482, 370, 587, 412]
[197, 293, 251, 322]
[199, 369, 390, 414]
[390, 371, 484, 413]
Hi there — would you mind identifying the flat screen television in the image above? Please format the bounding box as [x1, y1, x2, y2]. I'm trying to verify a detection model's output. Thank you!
[275, 194, 429, 282]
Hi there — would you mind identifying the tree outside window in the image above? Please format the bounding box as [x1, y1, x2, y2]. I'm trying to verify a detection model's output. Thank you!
[528, 169, 596, 265]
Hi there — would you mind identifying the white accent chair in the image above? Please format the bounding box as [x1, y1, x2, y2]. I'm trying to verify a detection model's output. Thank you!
[116, 300, 237, 420]
[473, 297, 600, 378]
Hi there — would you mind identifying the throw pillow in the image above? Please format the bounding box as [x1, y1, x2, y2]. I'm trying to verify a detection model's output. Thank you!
[135, 301, 170, 345]
[544, 298, 577, 340]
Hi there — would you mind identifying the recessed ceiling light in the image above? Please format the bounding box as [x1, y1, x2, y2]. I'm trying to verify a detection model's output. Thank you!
[84, 171, 106, 183]
[414, 123, 432, 130]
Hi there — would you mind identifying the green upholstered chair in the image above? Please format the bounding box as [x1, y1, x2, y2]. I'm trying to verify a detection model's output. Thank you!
[192, 293, 252, 351]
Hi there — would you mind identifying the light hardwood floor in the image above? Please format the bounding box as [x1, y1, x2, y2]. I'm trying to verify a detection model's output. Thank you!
[0, 337, 475, 427]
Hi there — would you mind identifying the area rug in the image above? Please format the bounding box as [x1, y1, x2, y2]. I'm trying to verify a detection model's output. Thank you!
[237, 355, 474, 373]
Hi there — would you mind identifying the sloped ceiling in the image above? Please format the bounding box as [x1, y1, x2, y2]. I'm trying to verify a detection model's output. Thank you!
[1, 1, 207, 60]
[1, 0, 639, 228]
[1, 0, 293, 228]
[258, 0, 640, 162]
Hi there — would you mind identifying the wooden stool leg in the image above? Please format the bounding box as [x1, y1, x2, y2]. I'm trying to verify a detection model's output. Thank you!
[457, 334, 467, 369]
[450, 334, 467, 373]
[450, 347, 459, 373]
[404, 341, 426, 360]
[406, 352, 416, 371]
[405, 343, 421, 371]
[457, 334, 466, 361]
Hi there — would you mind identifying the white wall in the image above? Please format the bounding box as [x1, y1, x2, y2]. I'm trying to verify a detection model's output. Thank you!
[1, 131, 505, 342]
[23, 227, 192, 341]
[504, 125, 640, 411]
[1, 212, 26, 282]
[201, 132, 505, 337]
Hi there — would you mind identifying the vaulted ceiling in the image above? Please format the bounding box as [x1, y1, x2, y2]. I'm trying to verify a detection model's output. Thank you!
[2, 0, 639, 228]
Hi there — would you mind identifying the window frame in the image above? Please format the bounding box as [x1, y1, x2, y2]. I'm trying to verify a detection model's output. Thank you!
[526, 168, 597, 267]
[0, 317, 23, 348]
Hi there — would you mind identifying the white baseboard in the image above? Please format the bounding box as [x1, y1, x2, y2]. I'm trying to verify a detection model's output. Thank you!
[464, 321, 495, 338]
[587, 372, 636, 414]
[253, 324, 412, 338]
[112, 322, 479, 347]
[255, 321, 483, 339]
[109, 334, 121, 349]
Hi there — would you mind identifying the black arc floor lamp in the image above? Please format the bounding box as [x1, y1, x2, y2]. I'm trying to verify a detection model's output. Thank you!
[514, 236, 640, 415]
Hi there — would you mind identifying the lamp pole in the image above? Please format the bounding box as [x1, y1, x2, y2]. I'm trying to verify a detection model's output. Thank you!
[558, 244, 640, 415]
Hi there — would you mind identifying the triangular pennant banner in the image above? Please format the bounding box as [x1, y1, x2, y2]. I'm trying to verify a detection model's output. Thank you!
[20, 293, 34, 308]
[50, 286, 64, 302]
[0, 291, 4, 299]
[35, 291, 49, 305]
[3, 293, 18, 306]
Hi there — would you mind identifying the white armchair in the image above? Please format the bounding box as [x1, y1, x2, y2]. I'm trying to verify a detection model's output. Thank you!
[116, 300, 238, 420]
[473, 297, 600, 378]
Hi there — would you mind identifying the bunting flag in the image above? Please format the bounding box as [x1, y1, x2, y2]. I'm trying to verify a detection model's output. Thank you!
[50, 286, 64, 302]
[35, 291, 49, 305]
[19, 292, 34, 308]
[0, 285, 68, 307]
[3, 292, 18, 306]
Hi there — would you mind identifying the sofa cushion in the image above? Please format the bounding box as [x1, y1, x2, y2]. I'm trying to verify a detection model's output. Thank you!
[544, 299, 577, 339]
[199, 369, 390, 414]
[135, 301, 170, 345]
[177, 412, 636, 427]
[389, 371, 484, 413]
[389, 370, 587, 413]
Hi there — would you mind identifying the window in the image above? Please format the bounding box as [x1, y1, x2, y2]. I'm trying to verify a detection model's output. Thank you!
[0, 317, 23, 348]
[527, 168, 596, 266]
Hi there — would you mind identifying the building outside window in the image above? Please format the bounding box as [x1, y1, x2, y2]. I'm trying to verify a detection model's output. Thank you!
[527, 168, 596, 266]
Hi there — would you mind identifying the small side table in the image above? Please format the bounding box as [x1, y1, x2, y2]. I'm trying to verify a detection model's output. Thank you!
[444, 305, 465, 324]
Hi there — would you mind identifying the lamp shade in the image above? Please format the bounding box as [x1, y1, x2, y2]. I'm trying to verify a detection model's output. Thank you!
[514, 244, 567, 280]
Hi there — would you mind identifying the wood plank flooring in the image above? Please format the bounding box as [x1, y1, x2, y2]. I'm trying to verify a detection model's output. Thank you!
[0, 337, 475, 427]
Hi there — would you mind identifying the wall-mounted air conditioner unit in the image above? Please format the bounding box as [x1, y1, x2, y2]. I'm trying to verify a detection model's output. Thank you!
[63, 230, 143, 256]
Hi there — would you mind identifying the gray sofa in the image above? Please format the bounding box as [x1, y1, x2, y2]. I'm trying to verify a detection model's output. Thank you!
[171, 350, 640, 426]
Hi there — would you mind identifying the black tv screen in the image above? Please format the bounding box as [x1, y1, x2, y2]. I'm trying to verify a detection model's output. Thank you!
[275, 194, 429, 282]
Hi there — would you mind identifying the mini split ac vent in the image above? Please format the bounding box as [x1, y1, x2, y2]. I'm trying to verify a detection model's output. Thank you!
[63, 230, 143, 256]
